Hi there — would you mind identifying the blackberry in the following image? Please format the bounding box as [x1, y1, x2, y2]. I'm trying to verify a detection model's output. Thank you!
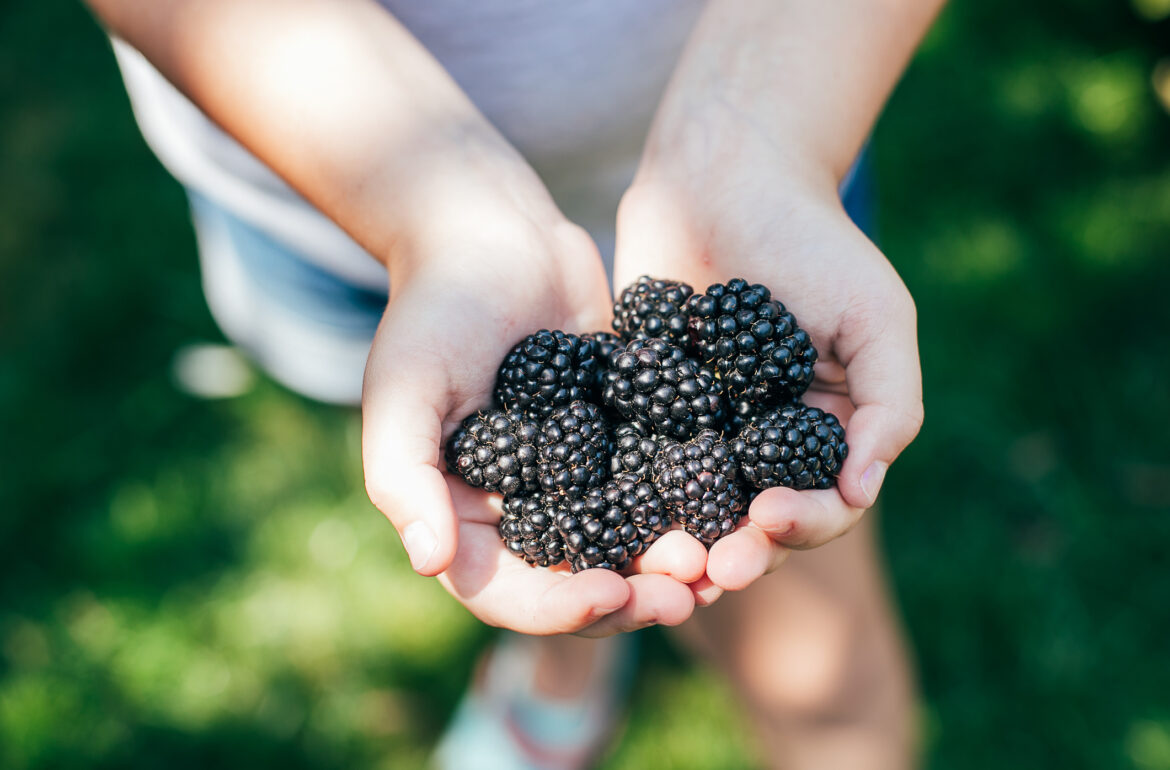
[610, 421, 662, 480]
[653, 429, 747, 546]
[499, 493, 565, 567]
[612, 276, 694, 345]
[495, 330, 603, 419]
[556, 473, 670, 572]
[724, 397, 757, 436]
[583, 331, 624, 395]
[445, 409, 540, 496]
[731, 404, 848, 490]
[585, 331, 624, 365]
[536, 400, 612, 498]
[686, 278, 818, 405]
[602, 338, 725, 439]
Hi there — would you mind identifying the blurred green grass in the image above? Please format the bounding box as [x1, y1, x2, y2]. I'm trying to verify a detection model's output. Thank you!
[2, 1, 1170, 768]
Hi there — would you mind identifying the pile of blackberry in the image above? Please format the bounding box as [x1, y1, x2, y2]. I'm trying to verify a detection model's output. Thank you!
[445, 276, 848, 572]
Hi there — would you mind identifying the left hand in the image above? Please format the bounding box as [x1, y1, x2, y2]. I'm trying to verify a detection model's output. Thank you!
[613, 107, 923, 592]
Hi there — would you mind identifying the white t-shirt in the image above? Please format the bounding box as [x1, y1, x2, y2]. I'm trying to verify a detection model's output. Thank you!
[114, 0, 708, 288]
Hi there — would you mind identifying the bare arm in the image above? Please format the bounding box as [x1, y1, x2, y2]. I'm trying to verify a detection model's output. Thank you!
[645, 0, 945, 192]
[85, 0, 560, 276]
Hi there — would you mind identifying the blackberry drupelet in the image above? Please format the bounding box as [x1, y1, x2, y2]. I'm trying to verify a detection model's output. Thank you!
[602, 338, 725, 439]
[686, 278, 818, 405]
[653, 429, 747, 546]
[536, 400, 612, 498]
[499, 493, 565, 567]
[612, 276, 694, 346]
[731, 404, 848, 490]
[495, 330, 603, 419]
[556, 473, 670, 572]
[610, 421, 662, 480]
[445, 409, 540, 496]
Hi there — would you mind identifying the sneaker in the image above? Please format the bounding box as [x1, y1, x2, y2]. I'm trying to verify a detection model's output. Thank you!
[433, 631, 638, 770]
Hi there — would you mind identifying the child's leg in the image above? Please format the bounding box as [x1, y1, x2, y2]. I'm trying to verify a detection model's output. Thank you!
[674, 515, 918, 770]
[526, 634, 615, 699]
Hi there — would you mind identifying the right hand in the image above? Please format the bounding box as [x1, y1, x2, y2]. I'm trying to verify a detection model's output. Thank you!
[361, 213, 708, 637]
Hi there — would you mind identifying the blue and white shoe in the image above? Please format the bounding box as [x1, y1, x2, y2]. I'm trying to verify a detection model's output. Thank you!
[433, 632, 638, 770]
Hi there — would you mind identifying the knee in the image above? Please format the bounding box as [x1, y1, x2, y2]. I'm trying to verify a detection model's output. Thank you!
[732, 605, 888, 723]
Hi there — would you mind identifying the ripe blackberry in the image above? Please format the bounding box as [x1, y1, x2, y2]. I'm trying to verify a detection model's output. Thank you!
[610, 421, 662, 480]
[612, 276, 694, 345]
[536, 400, 612, 498]
[585, 331, 623, 365]
[686, 278, 818, 405]
[724, 397, 757, 436]
[602, 338, 725, 440]
[495, 330, 603, 419]
[556, 473, 670, 572]
[653, 429, 747, 546]
[445, 409, 540, 496]
[583, 331, 623, 396]
[499, 493, 564, 567]
[731, 404, 848, 490]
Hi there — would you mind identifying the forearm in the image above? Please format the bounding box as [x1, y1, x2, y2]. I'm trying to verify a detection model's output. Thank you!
[645, 0, 945, 190]
[85, 0, 559, 273]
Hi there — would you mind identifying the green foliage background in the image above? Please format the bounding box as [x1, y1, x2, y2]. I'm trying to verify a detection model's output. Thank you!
[2, 1, 1170, 768]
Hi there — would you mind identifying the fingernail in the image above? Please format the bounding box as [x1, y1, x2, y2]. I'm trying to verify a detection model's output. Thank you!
[587, 596, 628, 619]
[403, 521, 437, 572]
[860, 461, 888, 506]
[694, 583, 724, 606]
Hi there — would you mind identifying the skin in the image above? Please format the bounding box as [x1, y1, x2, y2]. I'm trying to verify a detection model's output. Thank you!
[87, 0, 940, 763]
[677, 516, 920, 769]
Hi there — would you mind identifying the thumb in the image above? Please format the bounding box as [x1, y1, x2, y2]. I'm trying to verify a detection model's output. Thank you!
[361, 320, 460, 576]
[834, 296, 924, 510]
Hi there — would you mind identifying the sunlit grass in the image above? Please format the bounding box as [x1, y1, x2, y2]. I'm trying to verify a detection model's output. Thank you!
[1065, 55, 1151, 141]
[1128, 721, 1170, 770]
[1049, 173, 1170, 268]
[609, 663, 759, 770]
[1131, 0, 1170, 22]
[920, 213, 1027, 285]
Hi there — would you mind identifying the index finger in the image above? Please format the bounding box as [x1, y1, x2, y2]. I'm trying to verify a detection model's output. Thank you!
[831, 287, 924, 510]
[744, 485, 864, 550]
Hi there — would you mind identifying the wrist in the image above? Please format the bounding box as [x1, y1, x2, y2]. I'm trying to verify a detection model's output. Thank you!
[637, 100, 842, 207]
[386, 206, 583, 285]
[372, 135, 572, 281]
[615, 151, 857, 292]
[643, 0, 940, 194]
[385, 195, 602, 323]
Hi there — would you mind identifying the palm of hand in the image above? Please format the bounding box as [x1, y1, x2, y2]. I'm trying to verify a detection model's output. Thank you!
[614, 171, 922, 591]
[364, 235, 703, 636]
